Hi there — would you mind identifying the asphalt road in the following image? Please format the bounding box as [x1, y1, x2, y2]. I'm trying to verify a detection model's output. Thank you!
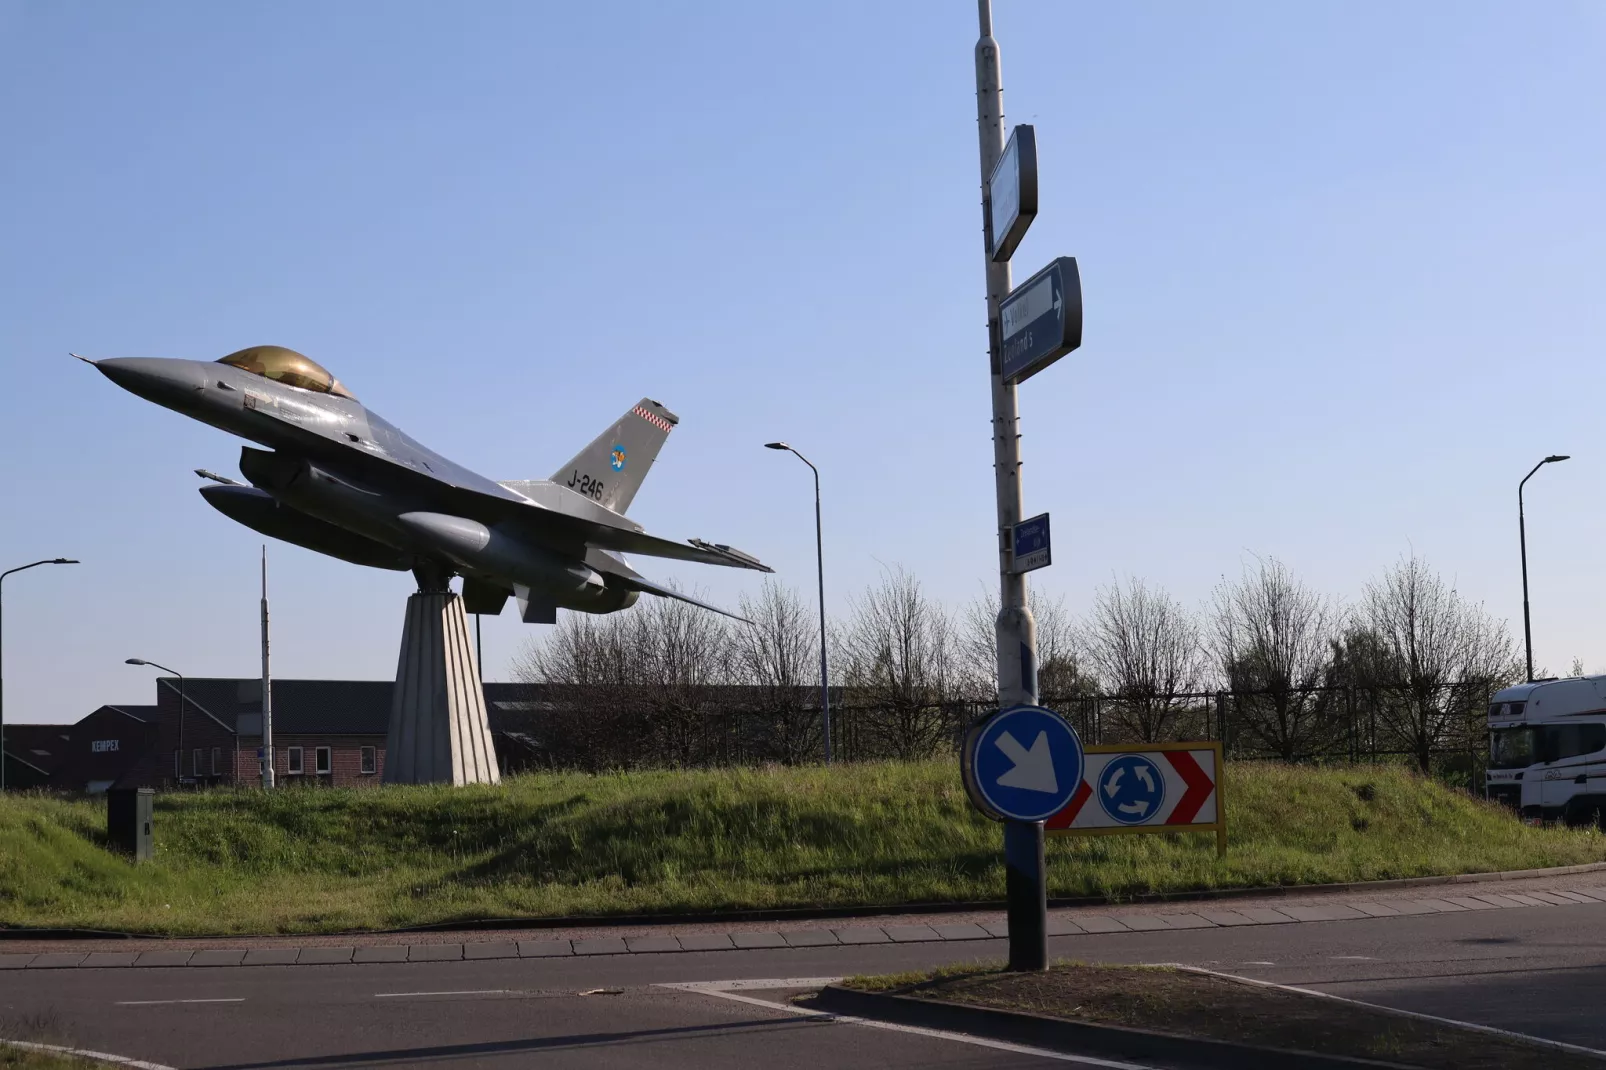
[6, 902, 1606, 1068]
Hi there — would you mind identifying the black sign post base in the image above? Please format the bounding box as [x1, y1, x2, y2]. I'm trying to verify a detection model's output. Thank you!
[1004, 819, 1048, 971]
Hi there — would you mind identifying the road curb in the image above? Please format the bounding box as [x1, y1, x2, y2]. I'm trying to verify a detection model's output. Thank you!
[5, 861, 1602, 943]
[812, 984, 1415, 1070]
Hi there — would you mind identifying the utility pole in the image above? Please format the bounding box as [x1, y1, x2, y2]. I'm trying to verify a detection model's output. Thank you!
[975, 0, 1045, 971]
[261, 547, 275, 788]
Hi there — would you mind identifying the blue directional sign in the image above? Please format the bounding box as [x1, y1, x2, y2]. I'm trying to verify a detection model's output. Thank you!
[999, 256, 1082, 385]
[1097, 754, 1167, 825]
[1011, 512, 1051, 574]
[963, 705, 1084, 822]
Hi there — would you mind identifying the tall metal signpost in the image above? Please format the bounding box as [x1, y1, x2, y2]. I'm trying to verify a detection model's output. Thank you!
[968, 0, 1083, 972]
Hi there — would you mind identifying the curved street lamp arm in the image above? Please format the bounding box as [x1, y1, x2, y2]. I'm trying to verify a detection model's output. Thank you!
[1, 559, 74, 583]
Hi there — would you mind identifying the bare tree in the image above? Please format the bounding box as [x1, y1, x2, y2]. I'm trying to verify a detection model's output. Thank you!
[1210, 556, 1339, 760]
[512, 609, 648, 768]
[633, 593, 735, 767]
[1351, 555, 1521, 772]
[734, 579, 821, 763]
[839, 567, 960, 759]
[960, 589, 1093, 704]
[514, 590, 738, 768]
[1082, 577, 1204, 742]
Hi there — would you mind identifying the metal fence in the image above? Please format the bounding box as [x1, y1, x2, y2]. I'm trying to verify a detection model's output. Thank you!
[500, 681, 1496, 788]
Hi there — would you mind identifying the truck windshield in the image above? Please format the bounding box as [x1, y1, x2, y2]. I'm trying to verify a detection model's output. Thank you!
[1490, 727, 1539, 769]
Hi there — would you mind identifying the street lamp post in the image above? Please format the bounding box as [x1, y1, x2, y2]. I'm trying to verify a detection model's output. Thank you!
[1519, 455, 1570, 683]
[127, 658, 187, 785]
[0, 558, 79, 791]
[765, 442, 831, 764]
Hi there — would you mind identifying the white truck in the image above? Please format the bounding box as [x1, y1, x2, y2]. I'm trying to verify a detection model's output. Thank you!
[1486, 676, 1606, 825]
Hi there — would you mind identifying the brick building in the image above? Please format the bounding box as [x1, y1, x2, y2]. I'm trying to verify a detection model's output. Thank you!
[2, 722, 73, 789]
[47, 705, 161, 793]
[2, 678, 542, 792]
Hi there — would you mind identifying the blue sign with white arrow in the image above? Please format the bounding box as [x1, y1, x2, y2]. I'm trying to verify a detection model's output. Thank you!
[1097, 754, 1167, 825]
[963, 705, 1084, 822]
[998, 256, 1082, 385]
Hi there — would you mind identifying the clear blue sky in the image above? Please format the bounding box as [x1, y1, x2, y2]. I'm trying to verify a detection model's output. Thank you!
[2, 1, 1602, 723]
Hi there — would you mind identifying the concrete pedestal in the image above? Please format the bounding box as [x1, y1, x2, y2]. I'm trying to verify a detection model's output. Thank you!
[383, 591, 501, 785]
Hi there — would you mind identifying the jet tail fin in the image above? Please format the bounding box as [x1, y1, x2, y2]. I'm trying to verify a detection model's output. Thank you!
[550, 398, 677, 515]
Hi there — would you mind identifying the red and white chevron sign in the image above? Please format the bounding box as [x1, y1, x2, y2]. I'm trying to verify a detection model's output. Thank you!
[1046, 742, 1226, 854]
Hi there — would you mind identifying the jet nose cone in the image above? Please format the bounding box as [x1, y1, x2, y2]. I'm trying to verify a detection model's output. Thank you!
[95, 357, 208, 404]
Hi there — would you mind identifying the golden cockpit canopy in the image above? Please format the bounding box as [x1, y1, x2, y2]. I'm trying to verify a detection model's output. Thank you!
[216, 346, 356, 400]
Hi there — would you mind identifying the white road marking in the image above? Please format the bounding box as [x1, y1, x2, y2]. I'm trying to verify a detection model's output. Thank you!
[1329, 956, 1375, 961]
[1242, 961, 1276, 966]
[663, 979, 1159, 1068]
[1170, 966, 1606, 1060]
[373, 989, 514, 998]
[113, 998, 245, 1006]
[1, 1037, 176, 1070]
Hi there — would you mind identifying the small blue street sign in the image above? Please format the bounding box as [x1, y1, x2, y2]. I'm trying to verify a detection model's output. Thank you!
[1097, 754, 1167, 825]
[998, 256, 1082, 384]
[964, 705, 1084, 822]
[1011, 512, 1051, 574]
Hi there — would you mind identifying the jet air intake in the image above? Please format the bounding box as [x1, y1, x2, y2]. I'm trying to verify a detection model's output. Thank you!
[238, 448, 399, 548]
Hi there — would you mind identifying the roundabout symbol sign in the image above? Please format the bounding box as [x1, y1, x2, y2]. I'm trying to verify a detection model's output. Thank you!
[1096, 753, 1166, 825]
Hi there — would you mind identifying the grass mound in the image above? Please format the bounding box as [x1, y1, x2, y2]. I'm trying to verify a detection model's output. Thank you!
[0, 761, 1597, 935]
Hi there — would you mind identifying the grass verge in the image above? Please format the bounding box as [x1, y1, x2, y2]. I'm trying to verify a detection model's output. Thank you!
[1, 1012, 113, 1069]
[0, 1046, 105, 1070]
[839, 963, 1602, 1069]
[0, 760, 1599, 935]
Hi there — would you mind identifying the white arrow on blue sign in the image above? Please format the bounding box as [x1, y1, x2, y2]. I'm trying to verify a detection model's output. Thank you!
[963, 705, 1084, 822]
[998, 256, 1082, 385]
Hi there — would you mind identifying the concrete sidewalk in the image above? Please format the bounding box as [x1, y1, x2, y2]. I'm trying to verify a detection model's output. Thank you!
[5, 866, 1606, 969]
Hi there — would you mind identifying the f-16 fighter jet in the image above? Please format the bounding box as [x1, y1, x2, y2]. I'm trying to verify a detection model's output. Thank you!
[86, 345, 770, 621]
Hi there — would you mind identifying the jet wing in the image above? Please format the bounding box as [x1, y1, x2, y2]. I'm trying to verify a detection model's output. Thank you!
[581, 527, 773, 572]
[585, 550, 754, 624]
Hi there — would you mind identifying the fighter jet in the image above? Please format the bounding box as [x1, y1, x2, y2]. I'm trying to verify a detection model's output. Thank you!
[85, 345, 770, 621]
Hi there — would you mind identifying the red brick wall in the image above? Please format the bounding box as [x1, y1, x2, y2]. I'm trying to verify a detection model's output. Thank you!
[149, 682, 241, 789]
[233, 736, 385, 788]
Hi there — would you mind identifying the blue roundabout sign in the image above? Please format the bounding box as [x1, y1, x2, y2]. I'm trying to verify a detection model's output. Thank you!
[1096, 753, 1167, 825]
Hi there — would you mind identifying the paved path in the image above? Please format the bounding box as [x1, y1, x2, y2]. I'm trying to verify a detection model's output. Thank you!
[6, 883, 1606, 1068]
[6, 869, 1606, 970]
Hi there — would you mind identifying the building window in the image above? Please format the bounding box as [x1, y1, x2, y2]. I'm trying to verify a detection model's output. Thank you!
[211, 747, 221, 776]
[192, 748, 203, 778]
[315, 746, 332, 775]
[287, 746, 303, 775]
[360, 746, 376, 775]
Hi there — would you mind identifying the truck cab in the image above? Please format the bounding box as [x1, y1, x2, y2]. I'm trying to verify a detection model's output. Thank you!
[1486, 676, 1606, 825]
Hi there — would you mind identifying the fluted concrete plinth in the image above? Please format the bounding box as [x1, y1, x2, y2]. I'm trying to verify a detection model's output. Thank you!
[383, 591, 501, 785]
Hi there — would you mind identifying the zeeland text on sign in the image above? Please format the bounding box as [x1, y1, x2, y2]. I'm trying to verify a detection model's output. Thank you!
[999, 256, 1082, 384]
